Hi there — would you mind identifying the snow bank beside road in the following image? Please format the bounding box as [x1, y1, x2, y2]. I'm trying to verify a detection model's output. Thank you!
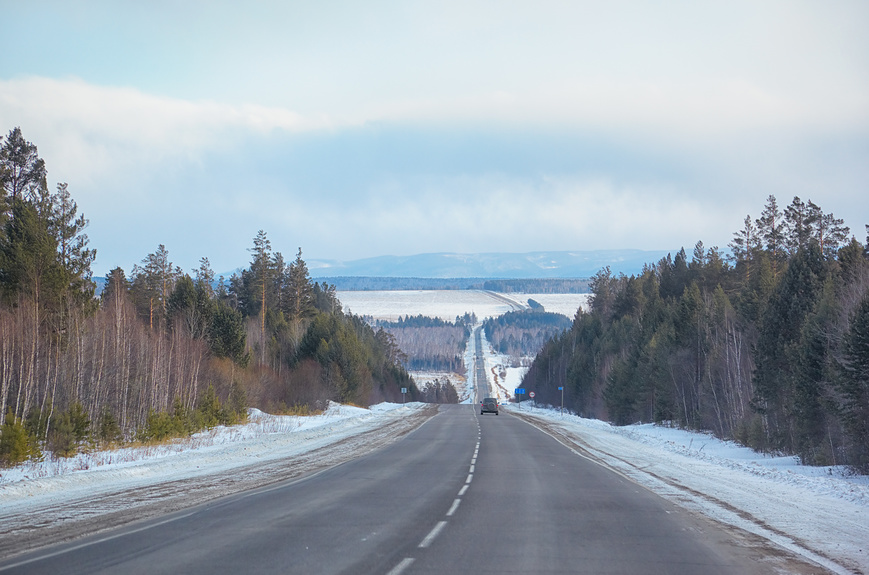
[0, 401, 424, 494]
[512, 405, 869, 575]
[0, 401, 432, 560]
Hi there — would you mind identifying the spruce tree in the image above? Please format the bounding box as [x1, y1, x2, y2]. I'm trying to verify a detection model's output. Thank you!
[840, 293, 869, 471]
[752, 242, 826, 451]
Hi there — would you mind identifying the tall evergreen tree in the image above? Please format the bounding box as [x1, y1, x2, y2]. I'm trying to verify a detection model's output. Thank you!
[49, 183, 96, 310]
[130, 245, 179, 330]
[756, 195, 786, 279]
[783, 196, 814, 255]
[729, 215, 761, 283]
[752, 242, 826, 451]
[840, 292, 869, 472]
[194, 257, 215, 299]
[0, 127, 47, 204]
[811, 206, 850, 260]
[100, 267, 128, 309]
[284, 247, 316, 348]
[248, 230, 273, 363]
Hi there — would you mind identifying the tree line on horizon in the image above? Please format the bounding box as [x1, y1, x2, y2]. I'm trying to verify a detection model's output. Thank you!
[0, 127, 416, 466]
[522, 195, 869, 472]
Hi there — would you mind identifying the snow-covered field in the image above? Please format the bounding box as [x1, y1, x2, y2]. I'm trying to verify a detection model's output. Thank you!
[337, 289, 588, 321]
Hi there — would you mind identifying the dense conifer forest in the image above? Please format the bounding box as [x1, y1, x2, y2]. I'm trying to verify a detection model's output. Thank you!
[522, 196, 869, 472]
[0, 128, 416, 466]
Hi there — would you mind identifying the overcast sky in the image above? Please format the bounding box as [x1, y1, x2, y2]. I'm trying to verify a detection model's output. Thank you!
[1, 1, 867, 276]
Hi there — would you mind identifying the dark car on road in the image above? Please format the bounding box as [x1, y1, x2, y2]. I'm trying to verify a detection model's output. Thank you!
[480, 397, 499, 415]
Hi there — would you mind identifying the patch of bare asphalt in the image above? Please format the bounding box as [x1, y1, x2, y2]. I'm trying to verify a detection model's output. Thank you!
[0, 405, 438, 561]
[513, 411, 852, 575]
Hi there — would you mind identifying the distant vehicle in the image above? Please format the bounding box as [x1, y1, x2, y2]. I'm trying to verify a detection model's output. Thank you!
[481, 397, 499, 415]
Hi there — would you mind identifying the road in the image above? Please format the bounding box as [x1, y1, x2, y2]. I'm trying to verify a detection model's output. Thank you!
[0, 404, 823, 574]
[473, 325, 490, 404]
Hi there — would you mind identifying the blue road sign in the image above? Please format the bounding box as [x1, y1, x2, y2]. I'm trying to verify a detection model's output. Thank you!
[515, 388, 526, 394]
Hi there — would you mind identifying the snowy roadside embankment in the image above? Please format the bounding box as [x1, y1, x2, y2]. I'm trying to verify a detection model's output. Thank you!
[0, 401, 432, 559]
[511, 404, 869, 575]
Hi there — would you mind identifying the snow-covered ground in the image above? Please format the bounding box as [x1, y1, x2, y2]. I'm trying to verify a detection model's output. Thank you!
[337, 289, 588, 322]
[0, 402, 422, 489]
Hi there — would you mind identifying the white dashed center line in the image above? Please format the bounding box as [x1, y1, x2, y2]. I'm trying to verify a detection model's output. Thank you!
[385, 557, 415, 575]
[419, 521, 448, 548]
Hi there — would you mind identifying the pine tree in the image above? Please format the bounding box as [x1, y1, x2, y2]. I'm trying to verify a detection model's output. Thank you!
[783, 196, 813, 255]
[248, 230, 273, 363]
[840, 292, 869, 471]
[729, 215, 761, 283]
[131, 245, 179, 330]
[812, 207, 850, 260]
[0, 127, 47, 204]
[756, 195, 786, 279]
[195, 257, 215, 299]
[285, 248, 316, 349]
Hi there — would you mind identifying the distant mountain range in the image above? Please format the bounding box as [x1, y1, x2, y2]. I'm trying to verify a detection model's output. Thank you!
[308, 250, 675, 280]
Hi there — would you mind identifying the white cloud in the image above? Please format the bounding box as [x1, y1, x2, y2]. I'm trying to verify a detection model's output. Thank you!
[0, 76, 328, 190]
[278, 174, 733, 260]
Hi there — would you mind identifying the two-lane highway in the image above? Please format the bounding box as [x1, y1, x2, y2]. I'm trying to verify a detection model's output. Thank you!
[0, 403, 823, 574]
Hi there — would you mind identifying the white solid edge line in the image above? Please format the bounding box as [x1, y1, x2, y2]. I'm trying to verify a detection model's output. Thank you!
[419, 521, 448, 548]
[446, 498, 461, 517]
[385, 557, 415, 575]
[0, 510, 197, 572]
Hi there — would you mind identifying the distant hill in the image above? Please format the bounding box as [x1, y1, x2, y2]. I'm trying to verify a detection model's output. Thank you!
[94, 249, 675, 296]
[308, 250, 674, 280]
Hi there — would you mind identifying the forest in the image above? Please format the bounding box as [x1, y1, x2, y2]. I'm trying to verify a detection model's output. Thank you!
[0, 127, 416, 466]
[481, 278, 589, 293]
[522, 195, 869, 472]
[483, 307, 572, 360]
[373, 313, 475, 372]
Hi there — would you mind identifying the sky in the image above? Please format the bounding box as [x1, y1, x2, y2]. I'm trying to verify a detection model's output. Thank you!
[1, 0, 867, 277]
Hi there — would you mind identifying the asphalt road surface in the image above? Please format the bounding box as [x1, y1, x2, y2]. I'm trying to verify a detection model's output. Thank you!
[0, 404, 822, 575]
